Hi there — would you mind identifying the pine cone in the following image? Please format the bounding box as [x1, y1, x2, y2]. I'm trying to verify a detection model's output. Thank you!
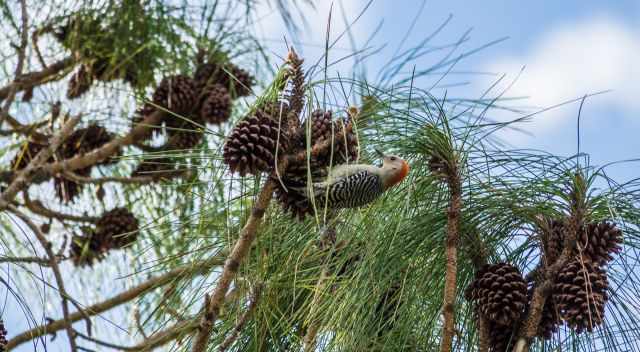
[194, 62, 253, 97]
[542, 218, 565, 266]
[199, 84, 232, 124]
[487, 321, 516, 352]
[553, 259, 608, 333]
[96, 207, 139, 248]
[223, 109, 288, 176]
[167, 129, 204, 150]
[67, 65, 94, 99]
[579, 221, 623, 265]
[0, 319, 7, 352]
[70, 232, 109, 267]
[150, 75, 198, 115]
[465, 263, 528, 326]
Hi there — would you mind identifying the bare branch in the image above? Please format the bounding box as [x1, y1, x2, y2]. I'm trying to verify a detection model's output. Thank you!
[6, 255, 226, 350]
[0, 254, 64, 266]
[0, 0, 29, 127]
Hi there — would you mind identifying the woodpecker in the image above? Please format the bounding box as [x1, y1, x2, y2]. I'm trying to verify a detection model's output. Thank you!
[293, 150, 410, 209]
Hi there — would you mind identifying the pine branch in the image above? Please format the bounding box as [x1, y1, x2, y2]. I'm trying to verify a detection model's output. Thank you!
[6, 255, 226, 350]
[190, 176, 281, 351]
[0, 0, 29, 128]
[440, 164, 462, 352]
[23, 192, 99, 223]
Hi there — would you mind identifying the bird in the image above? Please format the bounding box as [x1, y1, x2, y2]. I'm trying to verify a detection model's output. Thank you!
[291, 149, 410, 210]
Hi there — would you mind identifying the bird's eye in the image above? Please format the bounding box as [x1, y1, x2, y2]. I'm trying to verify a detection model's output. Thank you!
[390, 156, 397, 161]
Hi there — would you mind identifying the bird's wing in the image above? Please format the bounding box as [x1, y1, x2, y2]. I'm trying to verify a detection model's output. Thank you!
[312, 169, 383, 208]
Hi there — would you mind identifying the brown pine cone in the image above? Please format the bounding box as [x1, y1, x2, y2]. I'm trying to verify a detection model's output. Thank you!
[553, 259, 608, 333]
[579, 221, 623, 265]
[63, 124, 118, 165]
[199, 84, 232, 124]
[167, 129, 204, 150]
[541, 218, 565, 266]
[70, 232, 109, 267]
[223, 109, 288, 176]
[0, 319, 7, 352]
[465, 263, 528, 326]
[194, 62, 253, 97]
[487, 320, 516, 352]
[150, 75, 198, 115]
[95, 207, 139, 248]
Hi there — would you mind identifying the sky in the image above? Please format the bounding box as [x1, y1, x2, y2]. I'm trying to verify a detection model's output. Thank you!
[5, 0, 640, 350]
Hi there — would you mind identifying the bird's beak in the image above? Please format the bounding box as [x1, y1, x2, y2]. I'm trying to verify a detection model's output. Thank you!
[374, 148, 385, 158]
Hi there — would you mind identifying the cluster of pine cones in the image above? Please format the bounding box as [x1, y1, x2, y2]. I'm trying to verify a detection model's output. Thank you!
[220, 52, 359, 219]
[11, 124, 117, 203]
[131, 57, 253, 178]
[465, 219, 622, 351]
[535, 219, 622, 337]
[70, 207, 139, 267]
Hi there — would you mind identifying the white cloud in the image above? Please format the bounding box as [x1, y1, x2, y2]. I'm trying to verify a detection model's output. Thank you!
[483, 17, 640, 137]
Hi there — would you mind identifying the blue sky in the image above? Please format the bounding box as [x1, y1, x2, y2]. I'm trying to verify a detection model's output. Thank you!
[255, 0, 640, 182]
[5, 1, 640, 350]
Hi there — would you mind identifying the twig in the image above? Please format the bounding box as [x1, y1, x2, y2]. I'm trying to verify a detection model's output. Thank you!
[0, 115, 80, 210]
[218, 284, 263, 351]
[6, 255, 226, 350]
[63, 171, 187, 185]
[0, 0, 29, 127]
[75, 330, 138, 351]
[134, 306, 149, 339]
[7, 204, 79, 351]
[23, 192, 99, 223]
[0, 254, 64, 266]
[439, 165, 462, 352]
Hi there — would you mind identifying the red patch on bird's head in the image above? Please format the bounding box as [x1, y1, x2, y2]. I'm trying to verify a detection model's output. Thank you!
[384, 160, 410, 189]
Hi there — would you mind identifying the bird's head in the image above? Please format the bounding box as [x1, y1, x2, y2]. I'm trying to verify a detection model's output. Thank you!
[375, 149, 410, 189]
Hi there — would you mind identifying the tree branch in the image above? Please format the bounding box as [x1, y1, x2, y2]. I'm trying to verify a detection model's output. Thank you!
[0, 0, 29, 127]
[23, 192, 99, 223]
[6, 255, 226, 350]
[439, 166, 462, 352]
[0, 56, 74, 101]
[190, 175, 280, 351]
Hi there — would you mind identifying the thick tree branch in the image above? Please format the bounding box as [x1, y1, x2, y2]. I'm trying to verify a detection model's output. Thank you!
[440, 167, 462, 352]
[6, 255, 226, 350]
[8, 204, 79, 352]
[190, 176, 280, 351]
